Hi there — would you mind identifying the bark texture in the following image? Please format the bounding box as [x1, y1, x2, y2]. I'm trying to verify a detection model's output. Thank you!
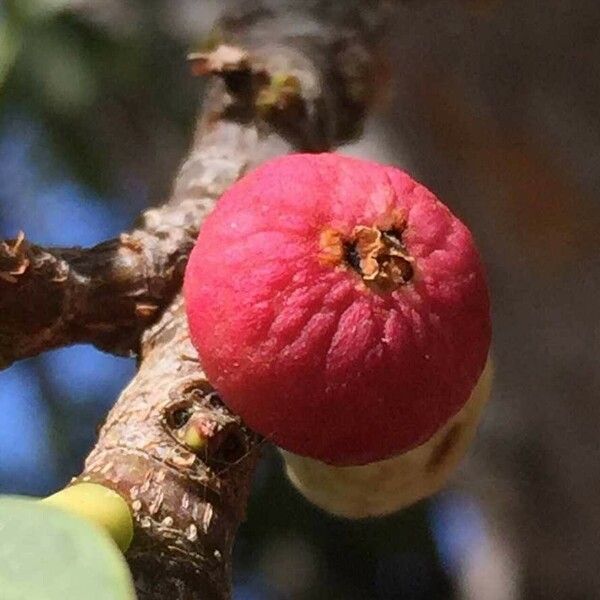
[0, 2, 392, 599]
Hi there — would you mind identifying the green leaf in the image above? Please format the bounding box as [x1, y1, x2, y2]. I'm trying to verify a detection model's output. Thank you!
[20, 27, 98, 112]
[0, 496, 137, 600]
[9, 0, 72, 22]
[0, 20, 22, 89]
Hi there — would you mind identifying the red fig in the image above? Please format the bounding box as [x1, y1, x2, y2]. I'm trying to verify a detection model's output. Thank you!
[184, 153, 492, 515]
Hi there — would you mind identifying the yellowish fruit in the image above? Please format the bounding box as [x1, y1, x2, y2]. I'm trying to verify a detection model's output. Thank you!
[282, 357, 493, 518]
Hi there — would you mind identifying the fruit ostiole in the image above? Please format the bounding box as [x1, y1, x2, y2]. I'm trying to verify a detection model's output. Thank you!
[184, 153, 492, 518]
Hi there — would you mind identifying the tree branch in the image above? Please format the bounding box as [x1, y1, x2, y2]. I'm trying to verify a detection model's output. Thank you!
[0, 1, 389, 371]
[7, 1, 393, 598]
[0, 215, 198, 369]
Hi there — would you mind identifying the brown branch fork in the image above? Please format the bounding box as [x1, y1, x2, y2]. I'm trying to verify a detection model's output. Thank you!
[0, 3, 391, 598]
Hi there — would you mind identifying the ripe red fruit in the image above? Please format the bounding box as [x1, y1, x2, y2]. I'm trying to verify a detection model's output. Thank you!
[184, 153, 491, 466]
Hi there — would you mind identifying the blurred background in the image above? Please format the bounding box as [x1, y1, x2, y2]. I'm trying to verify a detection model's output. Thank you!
[0, 1, 598, 599]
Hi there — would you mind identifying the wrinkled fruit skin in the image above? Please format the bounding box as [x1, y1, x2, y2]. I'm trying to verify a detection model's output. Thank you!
[184, 153, 491, 466]
[282, 357, 492, 518]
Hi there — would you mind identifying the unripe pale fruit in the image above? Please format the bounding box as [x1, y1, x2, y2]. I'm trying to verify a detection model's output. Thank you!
[184, 153, 491, 470]
[281, 357, 492, 518]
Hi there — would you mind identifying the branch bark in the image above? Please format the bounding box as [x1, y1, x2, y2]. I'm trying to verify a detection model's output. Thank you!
[4, 2, 393, 598]
[0, 217, 197, 369]
[0, 1, 389, 371]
